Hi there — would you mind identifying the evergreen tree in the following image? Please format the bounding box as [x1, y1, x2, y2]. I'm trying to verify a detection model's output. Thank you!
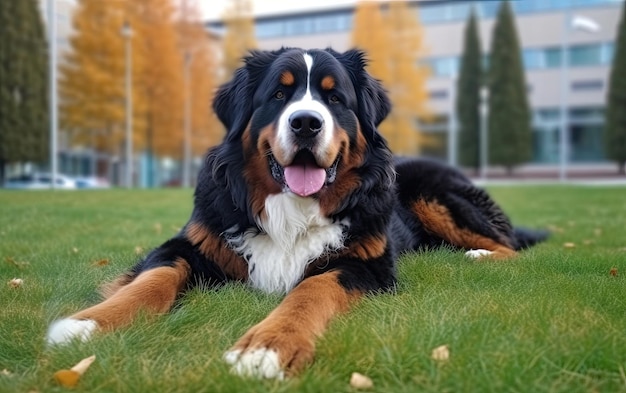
[0, 0, 49, 181]
[456, 9, 483, 172]
[605, 0, 626, 175]
[487, 1, 532, 175]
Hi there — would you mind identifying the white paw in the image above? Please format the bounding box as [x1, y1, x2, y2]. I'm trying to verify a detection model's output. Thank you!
[465, 249, 494, 259]
[224, 348, 285, 380]
[46, 318, 98, 345]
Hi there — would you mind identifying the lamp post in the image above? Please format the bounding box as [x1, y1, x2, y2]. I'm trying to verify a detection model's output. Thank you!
[48, 0, 58, 189]
[448, 74, 458, 167]
[559, 13, 600, 182]
[121, 21, 133, 188]
[182, 51, 192, 188]
[479, 87, 489, 181]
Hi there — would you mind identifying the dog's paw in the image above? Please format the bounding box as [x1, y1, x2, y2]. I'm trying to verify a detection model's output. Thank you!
[224, 323, 315, 379]
[224, 348, 285, 380]
[46, 318, 98, 345]
[464, 249, 494, 259]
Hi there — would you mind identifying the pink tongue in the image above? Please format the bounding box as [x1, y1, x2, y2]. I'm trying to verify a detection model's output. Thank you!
[284, 163, 326, 197]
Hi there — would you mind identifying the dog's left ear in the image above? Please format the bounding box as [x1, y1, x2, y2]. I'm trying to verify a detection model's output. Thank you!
[213, 65, 252, 142]
[213, 50, 285, 142]
[332, 49, 391, 136]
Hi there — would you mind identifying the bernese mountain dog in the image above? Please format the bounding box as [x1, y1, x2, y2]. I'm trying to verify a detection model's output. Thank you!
[47, 48, 546, 379]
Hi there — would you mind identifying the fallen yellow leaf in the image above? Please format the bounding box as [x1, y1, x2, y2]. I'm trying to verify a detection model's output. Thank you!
[53, 355, 96, 388]
[350, 372, 373, 389]
[431, 344, 450, 361]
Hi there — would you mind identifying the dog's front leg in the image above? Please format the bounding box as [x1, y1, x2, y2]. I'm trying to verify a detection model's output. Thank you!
[224, 270, 361, 379]
[47, 258, 190, 345]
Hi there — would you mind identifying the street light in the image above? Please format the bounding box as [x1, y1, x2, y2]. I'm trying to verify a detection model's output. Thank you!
[448, 73, 458, 167]
[479, 87, 489, 181]
[48, 0, 58, 189]
[121, 21, 133, 188]
[182, 51, 192, 188]
[559, 13, 600, 182]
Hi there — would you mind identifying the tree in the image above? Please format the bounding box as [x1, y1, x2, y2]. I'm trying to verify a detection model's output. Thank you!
[60, 0, 127, 163]
[221, 0, 257, 80]
[130, 0, 184, 160]
[61, 0, 188, 185]
[605, 0, 626, 175]
[456, 8, 483, 172]
[177, 0, 222, 155]
[0, 0, 49, 182]
[487, 1, 532, 175]
[352, 1, 431, 156]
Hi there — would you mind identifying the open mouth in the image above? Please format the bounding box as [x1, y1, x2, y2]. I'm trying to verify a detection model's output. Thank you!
[269, 150, 339, 197]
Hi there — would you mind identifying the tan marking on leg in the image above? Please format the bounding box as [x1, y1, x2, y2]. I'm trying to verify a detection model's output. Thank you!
[342, 234, 387, 260]
[72, 259, 190, 331]
[229, 271, 361, 374]
[413, 200, 517, 259]
[186, 222, 248, 280]
[99, 273, 135, 299]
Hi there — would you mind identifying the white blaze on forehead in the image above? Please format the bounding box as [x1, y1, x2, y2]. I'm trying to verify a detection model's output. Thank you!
[275, 52, 335, 165]
[303, 53, 313, 99]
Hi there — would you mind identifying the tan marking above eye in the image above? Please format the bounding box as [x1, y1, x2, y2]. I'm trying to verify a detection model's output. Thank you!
[280, 71, 295, 86]
[321, 75, 335, 90]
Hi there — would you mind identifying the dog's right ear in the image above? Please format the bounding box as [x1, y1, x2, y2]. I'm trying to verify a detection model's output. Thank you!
[212, 65, 253, 143]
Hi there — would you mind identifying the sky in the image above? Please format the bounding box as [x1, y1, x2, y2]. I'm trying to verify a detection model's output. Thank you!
[201, 0, 358, 20]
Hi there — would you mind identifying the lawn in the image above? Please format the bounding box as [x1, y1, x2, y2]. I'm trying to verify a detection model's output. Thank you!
[0, 186, 625, 392]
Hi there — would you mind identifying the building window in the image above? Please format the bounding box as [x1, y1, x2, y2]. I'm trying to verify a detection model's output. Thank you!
[429, 89, 449, 100]
[571, 80, 604, 91]
[523, 48, 545, 69]
[424, 57, 459, 78]
[570, 44, 603, 66]
[256, 20, 284, 38]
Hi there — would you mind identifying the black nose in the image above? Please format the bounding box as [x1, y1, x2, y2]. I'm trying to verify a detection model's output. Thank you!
[289, 110, 324, 138]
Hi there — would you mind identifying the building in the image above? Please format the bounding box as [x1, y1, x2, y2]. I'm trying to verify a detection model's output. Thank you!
[209, 0, 623, 169]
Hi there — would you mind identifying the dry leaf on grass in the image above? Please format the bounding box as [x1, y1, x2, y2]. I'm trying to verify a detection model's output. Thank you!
[1, 369, 12, 376]
[594, 228, 602, 236]
[610, 267, 618, 277]
[5, 257, 29, 269]
[563, 242, 576, 248]
[53, 355, 96, 388]
[91, 259, 109, 267]
[350, 372, 373, 389]
[134, 246, 144, 255]
[431, 344, 450, 361]
[8, 278, 23, 288]
[72, 247, 79, 254]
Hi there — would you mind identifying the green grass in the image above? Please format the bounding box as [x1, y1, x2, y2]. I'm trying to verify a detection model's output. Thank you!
[1, 186, 625, 392]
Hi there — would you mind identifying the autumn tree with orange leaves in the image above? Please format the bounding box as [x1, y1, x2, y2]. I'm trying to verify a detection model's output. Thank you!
[352, 0, 432, 156]
[221, 0, 257, 80]
[61, 0, 218, 184]
[178, 0, 222, 155]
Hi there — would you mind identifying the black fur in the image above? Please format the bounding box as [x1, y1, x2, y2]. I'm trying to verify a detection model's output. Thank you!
[128, 47, 546, 297]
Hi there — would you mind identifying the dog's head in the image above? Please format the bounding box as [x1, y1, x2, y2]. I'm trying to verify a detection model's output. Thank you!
[211, 48, 393, 217]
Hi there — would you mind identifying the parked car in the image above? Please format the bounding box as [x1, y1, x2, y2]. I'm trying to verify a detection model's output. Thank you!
[74, 176, 110, 189]
[3, 173, 77, 190]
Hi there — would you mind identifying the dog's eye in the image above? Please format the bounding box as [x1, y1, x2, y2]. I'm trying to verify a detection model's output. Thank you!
[274, 90, 285, 100]
[330, 95, 340, 104]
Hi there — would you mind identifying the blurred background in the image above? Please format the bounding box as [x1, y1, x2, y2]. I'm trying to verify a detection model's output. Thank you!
[1, 0, 625, 189]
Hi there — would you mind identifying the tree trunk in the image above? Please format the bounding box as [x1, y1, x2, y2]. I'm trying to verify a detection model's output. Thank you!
[619, 161, 625, 176]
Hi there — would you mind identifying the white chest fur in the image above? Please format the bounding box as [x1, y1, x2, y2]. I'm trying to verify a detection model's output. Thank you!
[227, 193, 347, 294]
